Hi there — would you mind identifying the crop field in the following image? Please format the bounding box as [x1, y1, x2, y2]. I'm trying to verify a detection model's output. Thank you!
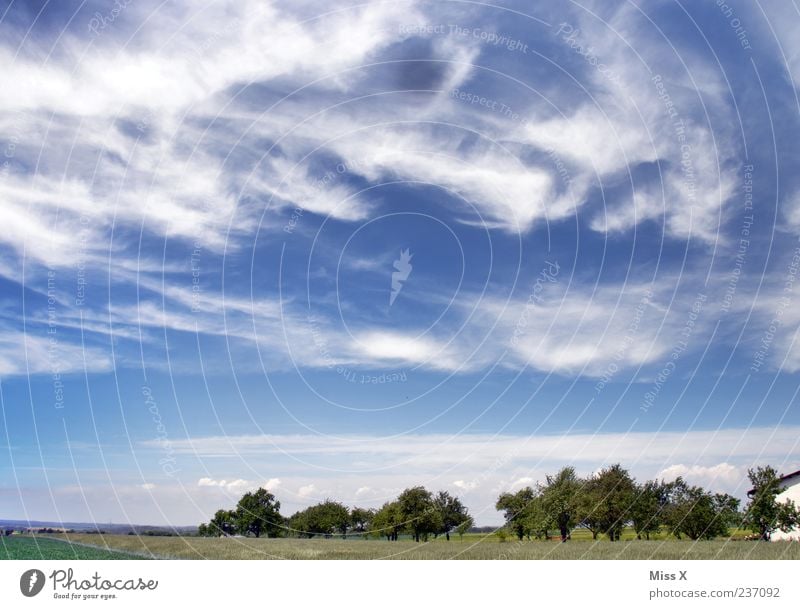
[0, 536, 147, 560]
[15, 533, 798, 560]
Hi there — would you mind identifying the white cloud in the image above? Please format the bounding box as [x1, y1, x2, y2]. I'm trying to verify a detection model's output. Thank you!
[327, 126, 571, 233]
[0, 0, 424, 281]
[264, 478, 282, 491]
[147, 427, 800, 470]
[452, 479, 478, 491]
[297, 484, 317, 498]
[754, 1, 800, 90]
[782, 190, 800, 233]
[349, 330, 462, 370]
[0, 330, 111, 376]
[197, 477, 251, 490]
[510, 476, 535, 490]
[0, 0, 784, 385]
[658, 463, 743, 489]
[0, 1, 422, 115]
[127, 426, 800, 525]
[521, 2, 740, 243]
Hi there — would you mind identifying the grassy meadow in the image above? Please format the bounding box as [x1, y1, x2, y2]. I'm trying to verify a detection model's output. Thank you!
[7, 532, 794, 560]
[1, 535, 147, 560]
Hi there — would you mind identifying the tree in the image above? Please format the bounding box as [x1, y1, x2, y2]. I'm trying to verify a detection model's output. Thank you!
[398, 486, 441, 542]
[630, 480, 669, 540]
[579, 464, 636, 541]
[235, 487, 284, 538]
[713, 493, 742, 530]
[540, 467, 582, 542]
[743, 466, 800, 541]
[203, 509, 236, 537]
[433, 491, 470, 540]
[456, 515, 474, 541]
[349, 507, 376, 536]
[288, 509, 313, 538]
[320, 500, 350, 538]
[496, 487, 537, 540]
[664, 478, 739, 540]
[371, 501, 403, 541]
[522, 492, 551, 539]
[576, 485, 602, 540]
[289, 500, 350, 538]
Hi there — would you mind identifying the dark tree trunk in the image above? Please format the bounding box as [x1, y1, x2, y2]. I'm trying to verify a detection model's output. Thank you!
[560, 525, 568, 542]
[446, 532, 450, 541]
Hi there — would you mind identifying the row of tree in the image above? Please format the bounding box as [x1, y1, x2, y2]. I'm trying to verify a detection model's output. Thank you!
[198, 488, 284, 538]
[198, 486, 473, 541]
[496, 465, 798, 542]
[198, 465, 799, 542]
[368, 487, 473, 541]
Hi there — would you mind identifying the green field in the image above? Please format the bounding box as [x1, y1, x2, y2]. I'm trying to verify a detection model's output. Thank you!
[7, 533, 794, 560]
[0, 535, 147, 560]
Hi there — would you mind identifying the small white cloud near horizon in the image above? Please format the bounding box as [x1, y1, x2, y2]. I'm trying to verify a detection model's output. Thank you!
[658, 462, 743, 489]
[197, 477, 251, 491]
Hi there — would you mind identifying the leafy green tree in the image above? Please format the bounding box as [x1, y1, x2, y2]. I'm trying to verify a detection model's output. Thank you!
[456, 515, 474, 541]
[664, 478, 739, 540]
[234, 487, 284, 538]
[322, 500, 350, 538]
[288, 509, 312, 538]
[713, 493, 742, 530]
[540, 467, 582, 542]
[496, 487, 537, 540]
[349, 507, 376, 536]
[742, 466, 800, 540]
[522, 493, 551, 539]
[398, 486, 441, 542]
[576, 485, 602, 539]
[630, 480, 670, 540]
[579, 464, 636, 541]
[433, 491, 470, 540]
[203, 509, 237, 536]
[371, 501, 403, 541]
[289, 500, 350, 538]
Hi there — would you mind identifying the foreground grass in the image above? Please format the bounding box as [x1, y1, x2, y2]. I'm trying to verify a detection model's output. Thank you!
[39, 533, 800, 560]
[1, 535, 146, 560]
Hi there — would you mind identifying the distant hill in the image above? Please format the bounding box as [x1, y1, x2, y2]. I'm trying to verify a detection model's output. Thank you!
[0, 519, 197, 535]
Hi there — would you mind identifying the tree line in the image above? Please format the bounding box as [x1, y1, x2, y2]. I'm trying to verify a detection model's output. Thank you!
[197, 486, 472, 541]
[198, 465, 799, 542]
[497, 464, 798, 542]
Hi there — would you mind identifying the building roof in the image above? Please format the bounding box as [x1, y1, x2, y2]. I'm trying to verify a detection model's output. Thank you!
[779, 469, 800, 483]
[747, 469, 800, 496]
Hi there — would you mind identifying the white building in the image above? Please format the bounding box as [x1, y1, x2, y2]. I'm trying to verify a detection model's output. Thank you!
[767, 469, 800, 541]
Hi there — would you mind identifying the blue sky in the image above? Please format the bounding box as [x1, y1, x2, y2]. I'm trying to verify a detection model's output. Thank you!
[1, 0, 800, 526]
